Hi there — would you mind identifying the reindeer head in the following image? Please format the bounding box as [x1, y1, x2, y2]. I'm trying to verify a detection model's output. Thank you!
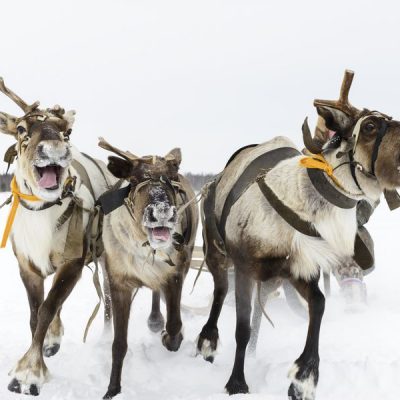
[303, 70, 400, 190]
[0, 78, 74, 201]
[99, 138, 182, 250]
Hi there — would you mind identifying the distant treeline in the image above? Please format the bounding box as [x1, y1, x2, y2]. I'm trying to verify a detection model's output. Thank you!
[0, 174, 12, 192]
[0, 173, 214, 193]
[184, 173, 215, 192]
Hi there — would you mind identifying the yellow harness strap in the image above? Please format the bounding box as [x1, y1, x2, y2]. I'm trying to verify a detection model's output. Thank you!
[1, 177, 42, 248]
[299, 153, 344, 190]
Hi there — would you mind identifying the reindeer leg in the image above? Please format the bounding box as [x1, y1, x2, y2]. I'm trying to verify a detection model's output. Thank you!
[20, 259, 63, 358]
[8, 258, 84, 396]
[161, 273, 184, 351]
[103, 280, 133, 399]
[43, 308, 64, 357]
[19, 262, 44, 338]
[147, 290, 165, 333]
[288, 276, 325, 400]
[196, 250, 229, 363]
[225, 265, 253, 395]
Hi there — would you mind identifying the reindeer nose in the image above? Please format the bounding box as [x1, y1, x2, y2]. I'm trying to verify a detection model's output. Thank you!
[37, 141, 70, 160]
[144, 204, 177, 225]
[37, 144, 48, 159]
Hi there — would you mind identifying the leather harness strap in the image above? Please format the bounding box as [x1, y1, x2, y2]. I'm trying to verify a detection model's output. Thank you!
[307, 168, 357, 209]
[256, 174, 320, 238]
[383, 189, 400, 211]
[370, 119, 388, 176]
[219, 146, 300, 240]
[96, 182, 131, 215]
[214, 144, 374, 270]
[71, 159, 96, 199]
[257, 173, 374, 269]
[224, 144, 258, 168]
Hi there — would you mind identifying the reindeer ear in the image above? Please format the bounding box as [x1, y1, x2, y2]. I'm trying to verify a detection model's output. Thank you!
[64, 110, 76, 129]
[107, 156, 133, 179]
[316, 106, 353, 137]
[0, 112, 18, 138]
[165, 148, 182, 166]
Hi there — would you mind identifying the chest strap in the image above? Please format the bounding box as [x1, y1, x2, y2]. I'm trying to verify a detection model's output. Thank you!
[256, 171, 374, 270]
[256, 174, 320, 237]
[307, 169, 357, 209]
[71, 159, 96, 199]
[219, 146, 300, 239]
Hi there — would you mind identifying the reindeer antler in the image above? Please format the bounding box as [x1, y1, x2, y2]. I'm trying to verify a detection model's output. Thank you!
[314, 70, 360, 116]
[0, 77, 40, 114]
[302, 117, 326, 154]
[303, 70, 362, 154]
[98, 137, 140, 162]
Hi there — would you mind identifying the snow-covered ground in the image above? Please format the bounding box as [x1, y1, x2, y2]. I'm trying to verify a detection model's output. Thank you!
[1, 192, 400, 400]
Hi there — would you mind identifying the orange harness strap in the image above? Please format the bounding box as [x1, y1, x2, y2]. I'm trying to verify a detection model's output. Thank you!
[299, 153, 344, 190]
[1, 177, 42, 248]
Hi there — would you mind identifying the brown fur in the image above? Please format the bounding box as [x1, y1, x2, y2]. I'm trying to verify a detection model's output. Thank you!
[101, 145, 198, 399]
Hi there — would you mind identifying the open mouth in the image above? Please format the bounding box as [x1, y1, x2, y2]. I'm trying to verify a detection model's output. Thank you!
[35, 165, 64, 190]
[148, 227, 172, 243]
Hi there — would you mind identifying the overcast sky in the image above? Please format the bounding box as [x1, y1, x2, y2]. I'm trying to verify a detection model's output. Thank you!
[1, 0, 400, 173]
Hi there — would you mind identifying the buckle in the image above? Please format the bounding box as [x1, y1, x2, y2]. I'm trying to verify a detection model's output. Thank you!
[62, 176, 77, 198]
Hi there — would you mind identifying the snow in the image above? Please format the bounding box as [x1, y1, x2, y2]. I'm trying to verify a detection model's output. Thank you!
[1, 192, 400, 400]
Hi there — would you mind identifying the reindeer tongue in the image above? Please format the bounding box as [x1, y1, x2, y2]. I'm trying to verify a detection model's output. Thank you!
[328, 130, 336, 139]
[152, 227, 170, 242]
[38, 166, 58, 189]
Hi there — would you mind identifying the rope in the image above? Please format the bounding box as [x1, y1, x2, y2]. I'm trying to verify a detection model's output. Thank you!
[189, 182, 212, 294]
[1, 177, 42, 248]
[83, 206, 104, 343]
[177, 185, 207, 217]
[256, 281, 275, 328]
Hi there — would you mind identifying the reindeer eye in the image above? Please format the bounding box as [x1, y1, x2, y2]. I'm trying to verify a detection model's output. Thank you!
[364, 122, 375, 133]
[17, 126, 26, 134]
[64, 129, 72, 140]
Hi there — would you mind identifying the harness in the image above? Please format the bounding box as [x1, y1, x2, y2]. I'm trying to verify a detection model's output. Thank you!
[332, 111, 400, 210]
[1, 156, 105, 252]
[212, 143, 374, 270]
[96, 174, 193, 249]
[219, 147, 300, 240]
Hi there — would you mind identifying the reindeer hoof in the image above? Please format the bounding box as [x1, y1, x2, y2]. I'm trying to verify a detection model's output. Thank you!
[43, 343, 60, 358]
[28, 384, 40, 396]
[147, 312, 165, 333]
[288, 383, 302, 399]
[288, 382, 315, 400]
[288, 359, 318, 400]
[196, 326, 219, 362]
[8, 378, 21, 393]
[225, 377, 249, 395]
[8, 379, 39, 396]
[161, 330, 183, 351]
[103, 386, 121, 399]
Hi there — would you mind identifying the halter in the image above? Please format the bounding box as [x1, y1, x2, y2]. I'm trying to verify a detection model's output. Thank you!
[319, 111, 392, 193]
[351, 111, 392, 177]
[125, 175, 182, 217]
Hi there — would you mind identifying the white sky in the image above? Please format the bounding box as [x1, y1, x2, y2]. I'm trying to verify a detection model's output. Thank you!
[1, 0, 400, 173]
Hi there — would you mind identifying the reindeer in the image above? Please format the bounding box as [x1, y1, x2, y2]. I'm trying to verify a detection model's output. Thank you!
[196, 70, 400, 399]
[97, 138, 199, 399]
[0, 78, 119, 396]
